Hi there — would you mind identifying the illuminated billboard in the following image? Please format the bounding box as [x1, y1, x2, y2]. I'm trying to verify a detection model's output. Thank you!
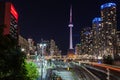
[10, 4, 18, 21]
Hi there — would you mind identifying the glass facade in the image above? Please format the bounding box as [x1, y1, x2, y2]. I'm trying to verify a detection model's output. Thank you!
[81, 27, 92, 55]
[101, 2, 117, 58]
[10, 14, 18, 39]
[92, 17, 102, 57]
[80, 2, 118, 59]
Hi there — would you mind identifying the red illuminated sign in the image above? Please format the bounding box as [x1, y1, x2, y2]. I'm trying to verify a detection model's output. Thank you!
[10, 4, 18, 21]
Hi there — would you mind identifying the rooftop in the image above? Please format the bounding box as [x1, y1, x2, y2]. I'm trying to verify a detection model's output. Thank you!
[101, 3, 116, 9]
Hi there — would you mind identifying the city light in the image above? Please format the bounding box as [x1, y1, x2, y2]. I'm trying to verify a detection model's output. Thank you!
[92, 17, 102, 23]
[21, 48, 25, 52]
[91, 62, 120, 72]
[101, 3, 116, 9]
[40, 43, 46, 48]
[10, 4, 18, 20]
[98, 56, 102, 62]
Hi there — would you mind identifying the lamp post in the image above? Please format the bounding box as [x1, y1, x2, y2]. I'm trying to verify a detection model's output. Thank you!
[40, 43, 46, 80]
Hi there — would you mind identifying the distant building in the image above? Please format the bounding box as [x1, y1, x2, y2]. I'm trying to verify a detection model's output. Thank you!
[75, 44, 81, 55]
[101, 3, 117, 58]
[0, 2, 19, 40]
[36, 39, 50, 56]
[18, 35, 29, 54]
[28, 38, 36, 55]
[36, 43, 41, 56]
[49, 39, 57, 56]
[81, 27, 92, 55]
[49, 39, 62, 57]
[42, 40, 49, 56]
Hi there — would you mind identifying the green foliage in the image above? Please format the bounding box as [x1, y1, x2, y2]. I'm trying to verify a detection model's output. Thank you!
[0, 24, 28, 80]
[0, 24, 39, 80]
[0, 45, 27, 79]
[25, 61, 39, 80]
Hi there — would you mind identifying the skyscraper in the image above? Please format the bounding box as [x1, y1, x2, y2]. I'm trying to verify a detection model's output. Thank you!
[101, 3, 117, 58]
[81, 27, 92, 55]
[0, 2, 19, 40]
[92, 17, 102, 57]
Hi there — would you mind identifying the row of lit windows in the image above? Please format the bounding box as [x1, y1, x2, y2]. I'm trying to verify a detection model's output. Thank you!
[9, 14, 18, 39]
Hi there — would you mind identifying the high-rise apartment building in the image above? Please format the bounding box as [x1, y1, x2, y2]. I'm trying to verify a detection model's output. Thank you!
[101, 3, 117, 57]
[81, 27, 92, 55]
[0, 2, 18, 40]
[92, 17, 102, 57]
[116, 31, 120, 55]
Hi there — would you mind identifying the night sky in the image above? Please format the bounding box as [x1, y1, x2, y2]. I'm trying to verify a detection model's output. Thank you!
[2, 0, 120, 54]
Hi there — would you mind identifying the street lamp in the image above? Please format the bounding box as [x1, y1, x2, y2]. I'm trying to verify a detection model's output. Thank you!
[39, 43, 46, 80]
[40, 43, 46, 56]
[21, 48, 25, 52]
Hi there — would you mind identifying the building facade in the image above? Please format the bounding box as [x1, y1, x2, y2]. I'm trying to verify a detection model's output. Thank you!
[116, 31, 120, 55]
[81, 27, 92, 55]
[92, 17, 103, 57]
[18, 35, 29, 54]
[0, 2, 18, 40]
[75, 44, 81, 55]
[101, 3, 117, 58]
[28, 38, 36, 55]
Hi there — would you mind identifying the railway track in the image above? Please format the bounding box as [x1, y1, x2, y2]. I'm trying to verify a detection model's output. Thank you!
[71, 63, 100, 80]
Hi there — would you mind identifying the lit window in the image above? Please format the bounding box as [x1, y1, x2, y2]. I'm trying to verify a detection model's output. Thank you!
[108, 22, 112, 24]
[99, 24, 101, 26]
[109, 42, 112, 45]
[111, 11, 113, 14]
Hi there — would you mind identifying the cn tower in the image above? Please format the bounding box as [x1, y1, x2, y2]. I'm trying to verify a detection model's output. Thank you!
[68, 5, 74, 55]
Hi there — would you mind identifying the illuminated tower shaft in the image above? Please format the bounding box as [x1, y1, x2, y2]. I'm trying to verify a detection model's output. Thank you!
[69, 5, 73, 49]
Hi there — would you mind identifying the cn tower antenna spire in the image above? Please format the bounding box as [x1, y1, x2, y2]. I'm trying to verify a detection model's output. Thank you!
[70, 5, 72, 24]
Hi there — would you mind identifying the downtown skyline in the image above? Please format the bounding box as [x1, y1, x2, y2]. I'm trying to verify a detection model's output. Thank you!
[0, 1, 120, 80]
[2, 0, 120, 54]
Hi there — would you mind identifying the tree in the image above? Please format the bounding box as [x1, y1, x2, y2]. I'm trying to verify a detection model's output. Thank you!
[25, 61, 39, 80]
[0, 24, 27, 79]
[0, 24, 39, 80]
[0, 42, 28, 79]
